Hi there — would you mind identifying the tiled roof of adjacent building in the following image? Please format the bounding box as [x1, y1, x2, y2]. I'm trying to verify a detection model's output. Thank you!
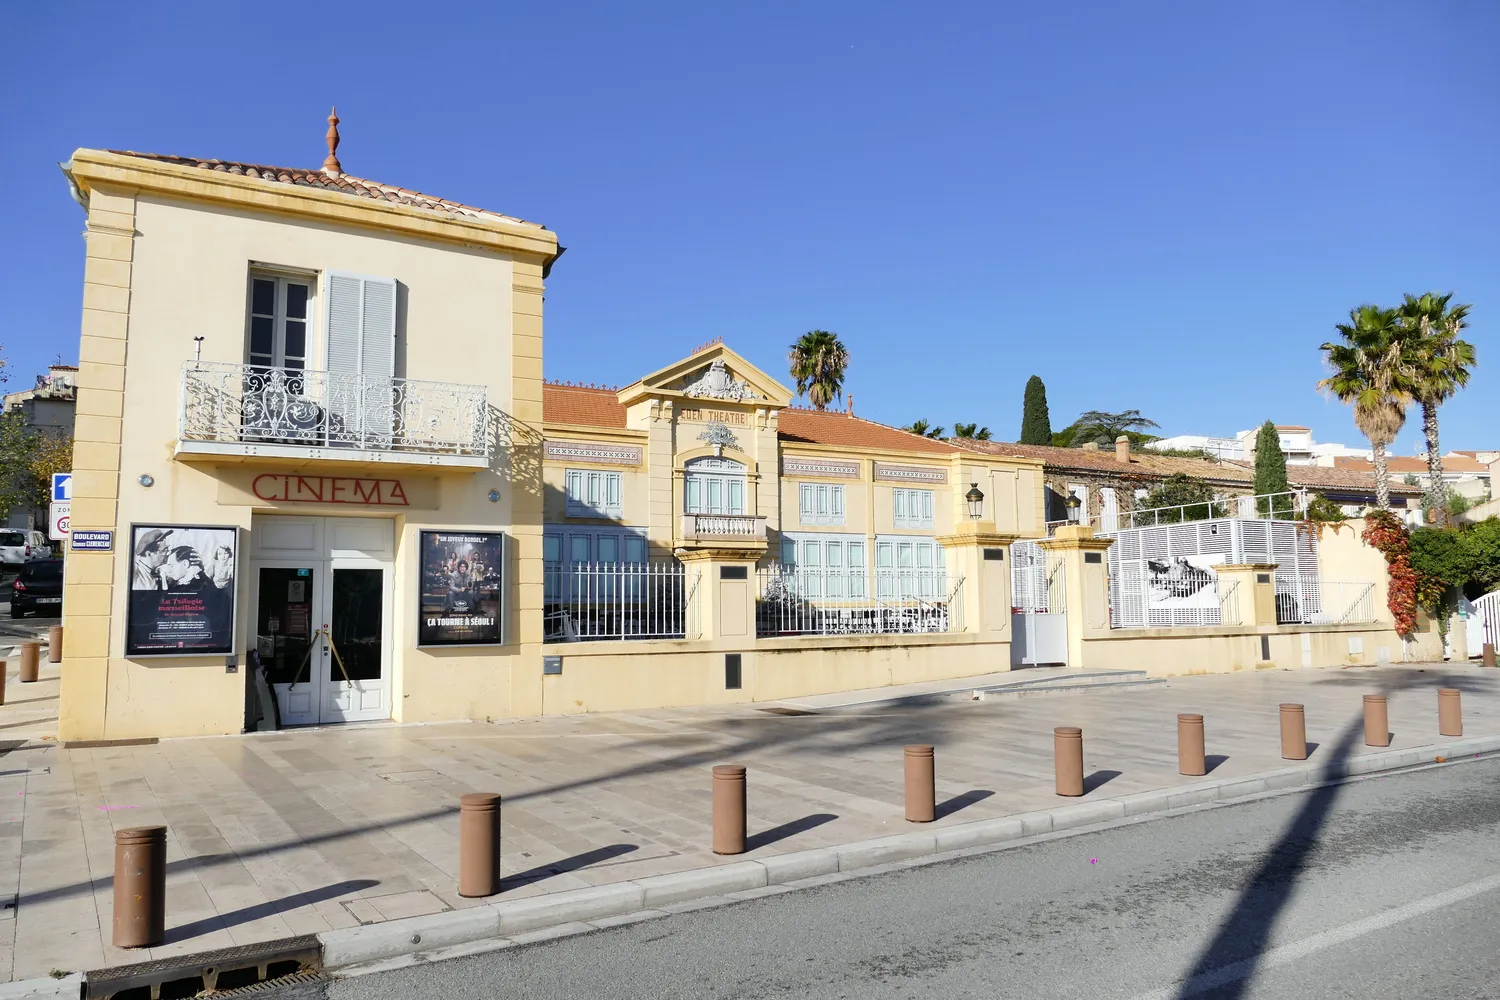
[777, 408, 960, 455]
[106, 150, 542, 228]
[952, 439, 1255, 483]
[1329, 454, 1491, 475]
[1224, 461, 1424, 496]
[543, 383, 628, 428]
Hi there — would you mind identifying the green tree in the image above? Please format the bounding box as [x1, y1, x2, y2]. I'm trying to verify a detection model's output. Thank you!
[1019, 375, 1052, 445]
[1398, 292, 1476, 526]
[1252, 420, 1292, 516]
[0, 411, 72, 527]
[1065, 409, 1160, 448]
[787, 330, 850, 411]
[1318, 305, 1419, 511]
[1135, 473, 1223, 525]
[953, 422, 991, 440]
[903, 419, 945, 439]
[1304, 493, 1348, 522]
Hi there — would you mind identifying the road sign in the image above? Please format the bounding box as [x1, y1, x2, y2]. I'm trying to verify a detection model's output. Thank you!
[52, 472, 72, 502]
[71, 530, 114, 552]
[49, 501, 71, 540]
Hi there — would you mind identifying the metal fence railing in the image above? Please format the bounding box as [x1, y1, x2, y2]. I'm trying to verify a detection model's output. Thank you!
[1011, 541, 1066, 614]
[180, 361, 490, 457]
[1050, 489, 1310, 535]
[756, 567, 963, 637]
[1276, 576, 1376, 625]
[1109, 562, 1244, 629]
[544, 561, 698, 642]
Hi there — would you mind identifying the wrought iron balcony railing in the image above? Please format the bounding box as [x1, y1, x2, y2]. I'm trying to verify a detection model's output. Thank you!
[179, 362, 490, 461]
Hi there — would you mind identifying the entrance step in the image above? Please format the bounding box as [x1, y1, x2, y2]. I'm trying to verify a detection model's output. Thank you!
[770, 668, 1164, 713]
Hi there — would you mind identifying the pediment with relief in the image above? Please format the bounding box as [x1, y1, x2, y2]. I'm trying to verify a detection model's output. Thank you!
[616, 342, 793, 409]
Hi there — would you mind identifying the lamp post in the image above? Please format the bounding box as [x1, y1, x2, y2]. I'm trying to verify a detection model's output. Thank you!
[966, 483, 984, 520]
[1066, 493, 1082, 523]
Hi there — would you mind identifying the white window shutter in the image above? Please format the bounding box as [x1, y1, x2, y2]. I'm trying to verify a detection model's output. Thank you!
[325, 273, 364, 377]
[324, 272, 397, 446]
[360, 278, 397, 381]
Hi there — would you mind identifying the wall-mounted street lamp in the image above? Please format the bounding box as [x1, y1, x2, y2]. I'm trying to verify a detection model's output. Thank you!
[966, 483, 985, 520]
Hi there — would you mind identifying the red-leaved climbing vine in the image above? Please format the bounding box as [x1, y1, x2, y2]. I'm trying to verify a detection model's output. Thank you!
[1361, 510, 1418, 637]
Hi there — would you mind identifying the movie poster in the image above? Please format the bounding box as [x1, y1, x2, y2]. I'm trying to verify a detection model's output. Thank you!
[418, 530, 504, 646]
[1145, 553, 1224, 609]
[126, 524, 238, 656]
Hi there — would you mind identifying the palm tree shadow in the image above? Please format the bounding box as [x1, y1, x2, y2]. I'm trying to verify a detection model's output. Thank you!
[1169, 670, 1430, 998]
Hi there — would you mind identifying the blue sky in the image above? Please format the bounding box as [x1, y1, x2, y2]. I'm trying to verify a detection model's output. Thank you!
[3, 2, 1495, 453]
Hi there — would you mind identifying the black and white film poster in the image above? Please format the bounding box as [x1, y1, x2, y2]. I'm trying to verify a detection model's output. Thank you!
[126, 524, 237, 656]
[419, 531, 504, 646]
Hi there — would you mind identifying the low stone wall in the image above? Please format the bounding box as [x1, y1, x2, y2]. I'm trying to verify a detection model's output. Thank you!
[1081, 622, 1408, 676]
[536, 632, 1011, 715]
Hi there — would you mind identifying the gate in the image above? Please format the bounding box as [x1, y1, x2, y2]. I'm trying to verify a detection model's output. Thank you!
[1472, 590, 1500, 659]
[1011, 540, 1068, 666]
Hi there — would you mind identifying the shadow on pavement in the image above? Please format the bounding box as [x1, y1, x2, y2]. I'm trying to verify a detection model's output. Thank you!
[163, 878, 379, 944]
[1169, 669, 1439, 999]
[504, 844, 639, 889]
[934, 790, 994, 820]
[1204, 755, 1229, 774]
[746, 813, 839, 852]
[1082, 770, 1122, 794]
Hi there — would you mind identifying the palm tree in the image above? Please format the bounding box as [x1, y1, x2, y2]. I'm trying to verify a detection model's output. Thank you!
[788, 330, 850, 411]
[1398, 292, 1476, 525]
[903, 419, 945, 438]
[1319, 305, 1419, 511]
[953, 423, 992, 440]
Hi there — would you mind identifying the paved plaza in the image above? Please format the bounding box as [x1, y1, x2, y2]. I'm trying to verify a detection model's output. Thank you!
[2, 660, 1497, 982]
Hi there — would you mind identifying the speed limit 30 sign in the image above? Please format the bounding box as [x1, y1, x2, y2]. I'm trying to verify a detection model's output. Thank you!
[49, 501, 71, 541]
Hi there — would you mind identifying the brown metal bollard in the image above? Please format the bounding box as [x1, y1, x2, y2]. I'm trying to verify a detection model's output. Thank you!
[1363, 695, 1389, 747]
[112, 826, 166, 948]
[1054, 727, 1084, 797]
[1279, 703, 1307, 760]
[48, 626, 63, 664]
[712, 765, 747, 855]
[19, 642, 39, 683]
[458, 792, 502, 897]
[1438, 688, 1463, 737]
[904, 745, 936, 822]
[1484, 644, 1497, 669]
[0, 660, 6, 706]
[1178, 714, 1206, 776]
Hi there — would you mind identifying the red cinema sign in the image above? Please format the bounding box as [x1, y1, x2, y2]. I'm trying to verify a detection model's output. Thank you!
[252, 475, 410, 506]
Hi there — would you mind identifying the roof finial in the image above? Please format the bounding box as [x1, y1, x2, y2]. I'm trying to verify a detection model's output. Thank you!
[323, 107, 342, 177]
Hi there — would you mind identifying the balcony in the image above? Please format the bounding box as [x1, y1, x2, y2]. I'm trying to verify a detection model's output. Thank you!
[677, 513, 769, 555]
[176, 362, 490, 468]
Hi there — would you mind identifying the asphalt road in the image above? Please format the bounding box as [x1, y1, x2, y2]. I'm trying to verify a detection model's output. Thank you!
[296, 756, 1500, 1000]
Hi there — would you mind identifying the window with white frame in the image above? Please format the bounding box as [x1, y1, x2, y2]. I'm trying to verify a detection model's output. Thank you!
[798, 483, 845, 526]
[892, 488, 935, 529]
[565, 469, 623, 518]
[780, 533, 866, 598]
[874, 536, 945, 599]
[247, 273, 313, 371]
[684, 457, 747, 515]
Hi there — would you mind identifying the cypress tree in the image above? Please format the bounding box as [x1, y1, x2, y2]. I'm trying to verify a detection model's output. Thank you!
[1020, 375, 1052, 445]
[1253, 420, 1291, 516]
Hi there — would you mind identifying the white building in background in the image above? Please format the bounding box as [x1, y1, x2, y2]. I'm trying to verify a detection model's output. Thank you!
[1146, 425, 1372, 466]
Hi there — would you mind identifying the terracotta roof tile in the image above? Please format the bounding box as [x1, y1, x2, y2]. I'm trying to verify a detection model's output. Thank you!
[1222, 461, 1424, 496]
[1331, 454, 1489, 475]
[777, 409, 960, 455]
[543, 383, 627, 428]
[108, 151, 542, 227]
[952, 439, 1255, 483]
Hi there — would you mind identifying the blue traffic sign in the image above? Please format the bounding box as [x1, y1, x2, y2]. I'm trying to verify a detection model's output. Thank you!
[52, 472, 72, 502]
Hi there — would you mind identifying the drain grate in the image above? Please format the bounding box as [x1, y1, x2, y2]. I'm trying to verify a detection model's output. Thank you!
[85, 935, 320, 1000]
[756, 706, 818, 716]
[212, 970, 327, 996]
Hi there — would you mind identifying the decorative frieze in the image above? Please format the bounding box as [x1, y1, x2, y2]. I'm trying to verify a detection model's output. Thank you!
[544, 440, 643, 466]
[875, 462, 947, 484]
[783, 457, 861, 479]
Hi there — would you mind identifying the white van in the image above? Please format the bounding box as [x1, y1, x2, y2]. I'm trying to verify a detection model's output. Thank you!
[0, 529, 49, 568]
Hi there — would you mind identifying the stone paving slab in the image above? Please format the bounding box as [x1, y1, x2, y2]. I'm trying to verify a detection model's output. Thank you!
[1, 662, 1497, 983]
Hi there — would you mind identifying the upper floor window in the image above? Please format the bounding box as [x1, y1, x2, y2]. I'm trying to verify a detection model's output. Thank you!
[892, 488, 934, 529]
[685, 457, 746, 515]
[798, 483, 845, 526]
[248, 274, 312, 371]
[565, 469, 623, 518]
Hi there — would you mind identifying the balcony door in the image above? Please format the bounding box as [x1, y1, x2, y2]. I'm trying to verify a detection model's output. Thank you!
[250, 516, 393, 726]
[684, 457, 747, 515]
[248, 275, 312, 373]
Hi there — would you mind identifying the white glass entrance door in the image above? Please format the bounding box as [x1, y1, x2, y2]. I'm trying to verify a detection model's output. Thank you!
[250, 515, 394, 727]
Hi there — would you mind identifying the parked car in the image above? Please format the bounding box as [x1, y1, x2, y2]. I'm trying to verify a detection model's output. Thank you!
[0, 529, 48, 569]
[11, 558, 63, 617]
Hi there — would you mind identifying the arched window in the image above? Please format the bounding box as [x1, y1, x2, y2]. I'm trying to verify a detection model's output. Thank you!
[684, 457, 747, 515]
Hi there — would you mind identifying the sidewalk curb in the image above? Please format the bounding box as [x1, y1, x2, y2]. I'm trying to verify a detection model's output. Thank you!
[8, 734, 1498, 995]
[312, 732, 1500, 975]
